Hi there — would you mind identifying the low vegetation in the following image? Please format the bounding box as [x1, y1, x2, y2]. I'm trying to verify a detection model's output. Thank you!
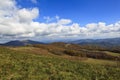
[0, 43, 120, 80]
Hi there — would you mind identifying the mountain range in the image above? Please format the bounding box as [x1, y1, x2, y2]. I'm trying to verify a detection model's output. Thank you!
[0, 40, 44, 46]
[0, 37, 120, 47]
[69, 37, 120, 47]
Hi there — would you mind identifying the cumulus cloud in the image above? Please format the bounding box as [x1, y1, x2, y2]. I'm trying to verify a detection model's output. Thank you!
[0, 0, 120, 43]
[17, 8, 39, 23]
[58, 19, 72, 25]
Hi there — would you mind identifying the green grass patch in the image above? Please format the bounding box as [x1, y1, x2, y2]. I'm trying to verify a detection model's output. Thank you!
[104, 51, 120, 56]
[0, 47, 120, 80]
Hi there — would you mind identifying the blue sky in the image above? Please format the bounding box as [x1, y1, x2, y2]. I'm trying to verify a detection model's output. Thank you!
[17, 0, 120, 26]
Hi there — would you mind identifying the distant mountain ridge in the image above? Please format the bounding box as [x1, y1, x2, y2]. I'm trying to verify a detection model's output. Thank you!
[69, 38, 120, 47]
[0, 38, 120, 47]
[1, 40, 44, 46]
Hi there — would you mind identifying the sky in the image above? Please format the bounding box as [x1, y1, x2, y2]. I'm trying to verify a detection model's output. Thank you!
[17, 0, 120, 26]
[0, 0, 120, 43]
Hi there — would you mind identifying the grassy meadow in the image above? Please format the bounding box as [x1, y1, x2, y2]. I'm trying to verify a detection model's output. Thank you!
[0, 45, 120, 80]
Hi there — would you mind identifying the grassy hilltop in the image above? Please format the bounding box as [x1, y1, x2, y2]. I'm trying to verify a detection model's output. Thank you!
[0, 43, 120, 80]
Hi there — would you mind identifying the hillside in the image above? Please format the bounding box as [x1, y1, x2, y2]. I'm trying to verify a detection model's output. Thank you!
[0, 43, 120, 80]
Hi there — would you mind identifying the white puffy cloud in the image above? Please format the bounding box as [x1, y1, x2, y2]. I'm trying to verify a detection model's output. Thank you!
[0, 0, 15, 9]
[58, 19, 72, 25]
[0, 0, 120, 43]
[17, 8, 39, 23]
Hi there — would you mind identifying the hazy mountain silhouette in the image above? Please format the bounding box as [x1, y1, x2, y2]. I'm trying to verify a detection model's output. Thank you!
[69, 38, 120, 47]
[1, 40, 44, 46]
[0, 37, 120, 47]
